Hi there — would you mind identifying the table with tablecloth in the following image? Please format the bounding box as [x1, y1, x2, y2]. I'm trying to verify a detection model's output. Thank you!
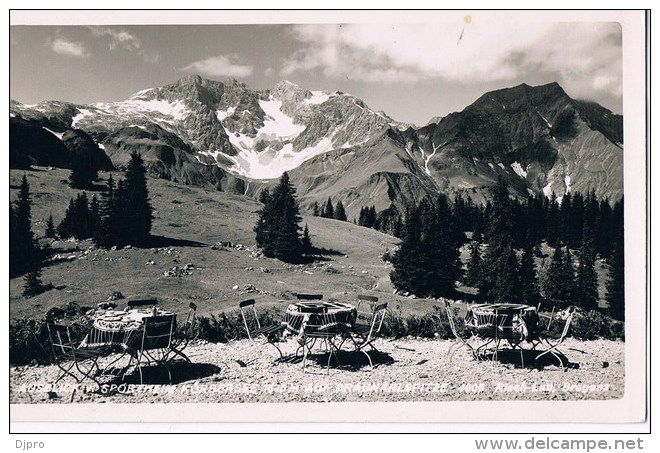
[283, 301, 357, 335]
[79, 308, 176, 349]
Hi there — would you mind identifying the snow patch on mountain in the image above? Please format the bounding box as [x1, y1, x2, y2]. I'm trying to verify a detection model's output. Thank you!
[71, 108, 94, 128]
[306, 91, 332, 105]
[537, 110, 552, 128]
[43, 127, 64, 140]
[216, 107, 235, 121]
[218, 134, 335, 180]
[95, 99, 189, 121]
[564, 175, 572, 193]
[258, 99, 305, 137]
[511, 161, 527, 179]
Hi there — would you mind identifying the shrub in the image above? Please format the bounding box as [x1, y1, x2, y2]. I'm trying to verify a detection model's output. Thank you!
[379, 308, 453, 339]
[10, 302, 94, 366]
[570, 310, 613, 340]
[196, 309, 281, 343]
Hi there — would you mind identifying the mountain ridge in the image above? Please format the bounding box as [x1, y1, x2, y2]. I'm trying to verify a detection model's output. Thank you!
[10, 76, 623, 218]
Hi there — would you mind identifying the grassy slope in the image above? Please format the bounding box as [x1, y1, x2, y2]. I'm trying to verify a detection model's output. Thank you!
[9, 168, 401, 321]
[9, 167, 611, 321]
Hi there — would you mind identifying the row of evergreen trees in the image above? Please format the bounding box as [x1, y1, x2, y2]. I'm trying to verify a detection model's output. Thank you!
[54, 152, 154, 248]
[311, 197, 347, 221]
[389, 177, 624, 320]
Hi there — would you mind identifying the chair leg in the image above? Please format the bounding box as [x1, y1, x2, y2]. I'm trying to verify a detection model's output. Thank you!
[167, 347, 191, 363]
[55, 362, 81, 384]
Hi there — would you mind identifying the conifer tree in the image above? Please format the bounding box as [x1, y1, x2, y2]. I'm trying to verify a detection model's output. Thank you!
[321, 197, 334, 218]
[44, 215, 56, 239]
[254, 172, 306, 263]
[10, 175, 40, 277]
[542, 246, 574, 309]
[481, 176, 519, 301]
[334, 200, 347, 221]
[301, 224, 312, 253]
[258, 188, 271, 205]
[312, 201, 320, 216]
[390, 197, 462, 298]
[23, 268, 45, 298]
[575, 223, 599, 311]
[93, 175, 118, 248]
[120, 152, 153, 246]
[606, 227, 625, 320]
[519, 241, 540, 306]
[464, 240, 483, 288]
[69, 151, 97, 189]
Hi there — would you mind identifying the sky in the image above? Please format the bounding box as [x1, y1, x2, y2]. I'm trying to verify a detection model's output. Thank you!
[9, 15, 623, 126]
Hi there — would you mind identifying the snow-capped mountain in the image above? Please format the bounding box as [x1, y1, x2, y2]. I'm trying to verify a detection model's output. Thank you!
[11, 75, 402, 181]
[10, 76, 623, 218]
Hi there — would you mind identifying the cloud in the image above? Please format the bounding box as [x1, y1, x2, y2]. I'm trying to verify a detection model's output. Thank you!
[282, 22, 622, 100]
[50, 38, 89, 58]
[87, 26, 158, 63]
[181, 55, 254, 78]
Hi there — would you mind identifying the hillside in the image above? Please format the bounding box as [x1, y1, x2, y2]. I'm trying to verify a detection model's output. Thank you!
[9, 167, 400, 321]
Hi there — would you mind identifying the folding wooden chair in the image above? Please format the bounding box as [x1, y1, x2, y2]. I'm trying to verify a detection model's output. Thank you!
[347, 298, 388, 367]
[126, 315, 176, 384]
[531, 306, 575, 371]
[443, 299, 478, 360]
[239, 299, 286, 359]
[47, 324, 106, 388]
[166, 302, 197, 363]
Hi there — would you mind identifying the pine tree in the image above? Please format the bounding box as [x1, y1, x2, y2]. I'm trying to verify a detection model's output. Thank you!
[120, 152, 153, 246]
[334, 200, 347, 221]
[390, 197, 462, 298]
[606, 227, 625, 320]
[301, 224, 312, 253]
[44, 215, 56, 239]
[464, 240, 483, 288]
[542, 246, 574, 309]
[390, 205, 423, 295]
[575, 223, 599, 311]
[519, 242, 540, 306]
[312, 201, 320, 216]
[481, 176, 518, 301]
[57, 199, 77, 239]
[69, 152, 97, 189]
[258, 188, 271, 205]
[493, 246, 521, 303]
[254, 172, 306, 263]
[10, 175, 40, 277]
[23, 268, 45, 298]
[94, 175, 118, 248]
[321, 197, 334, 218]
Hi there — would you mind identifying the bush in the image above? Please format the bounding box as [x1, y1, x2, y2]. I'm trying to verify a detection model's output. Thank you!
[10, 302, 94, 366]
[379, 308, 453, 339]
[196, 309, 282, 343]
[570, 310, 613, 340]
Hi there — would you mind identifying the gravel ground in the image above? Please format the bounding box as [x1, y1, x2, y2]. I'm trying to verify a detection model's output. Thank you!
[10, 337, 624, 404]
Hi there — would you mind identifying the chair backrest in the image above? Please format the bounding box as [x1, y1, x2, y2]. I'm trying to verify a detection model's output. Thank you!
[296, 294, 323, 300]
[371, 303, 388, 334]
[358, 294, 379, 302]
[182, 302, 197, 338]
[239, 299, 259, 340]
[557, 307, 575, 342]
[359, 302, 388, 341]
[48, 324, 76, 359]
[443, 299, 463, 340]
[127, 298, 158, 308]
[139, 315, 175, 351]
